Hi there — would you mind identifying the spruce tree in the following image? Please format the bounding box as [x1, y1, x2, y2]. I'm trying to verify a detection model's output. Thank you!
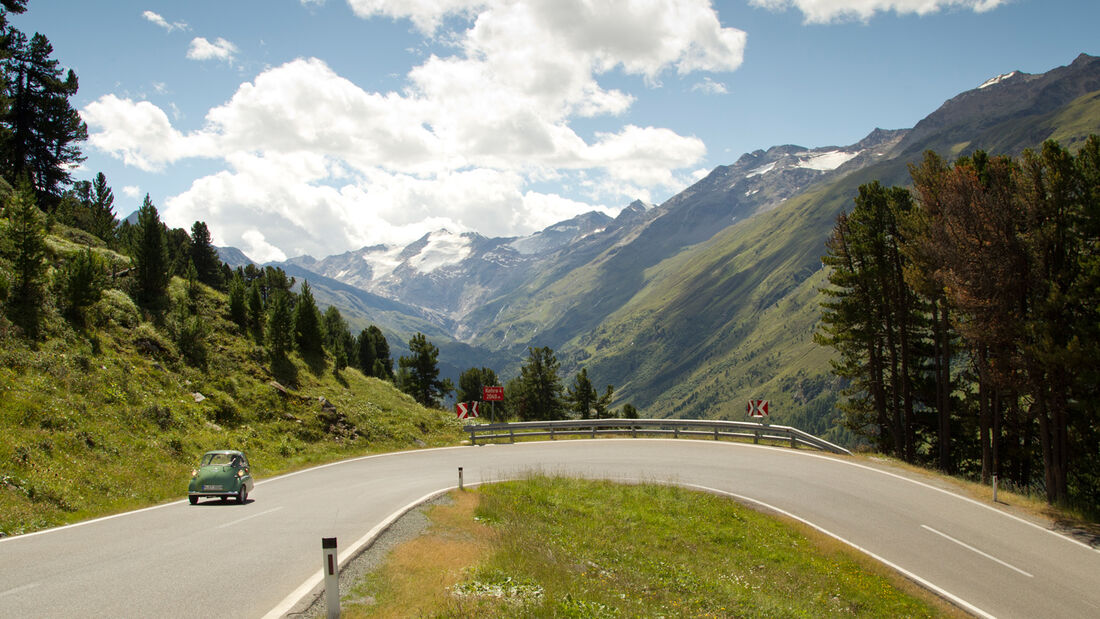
[518, 346, 563, 421]
[2, 31, 87, 205]
[2, 175, 45, 337]
[292, 280, 324, 358]
[565, 368, 597, 419]
[188, 221, 222, 288]
[59, 246, 104, 327]
[132, 194, 168, 307]
[265, 290, 292, 363]
[398, 332, 447, 407]
[89, 172, 117, 244]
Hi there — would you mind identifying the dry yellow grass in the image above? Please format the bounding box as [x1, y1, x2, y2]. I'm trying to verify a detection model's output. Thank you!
[342, 491, 492, 617]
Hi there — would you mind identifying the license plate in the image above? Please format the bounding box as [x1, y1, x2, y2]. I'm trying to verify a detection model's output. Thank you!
[203, 485, 223, 491]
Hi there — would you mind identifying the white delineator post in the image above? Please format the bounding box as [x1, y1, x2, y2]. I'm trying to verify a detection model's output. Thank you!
[322, 537, 339, 618]
[458, 466, 464, 490]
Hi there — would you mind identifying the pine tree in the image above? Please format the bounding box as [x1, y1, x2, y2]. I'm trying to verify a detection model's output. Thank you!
[2, 31, 87, 205]
[189, 221, 222, 288]
[457, 367, 498, 403]
[227, 274, 248, 333]
[565, 368, 597, 419]
[517, 346, 563, 421]
[247, 280, 264, 344]
[292, 281, 324, 358]
[88, 172, 117, 244]
[132, 194, 168, 307]
[58, 246, 104, 327]
[398, 332, 447, 407]
[265, 290, 292, 363]
[2, 175, 45, 337]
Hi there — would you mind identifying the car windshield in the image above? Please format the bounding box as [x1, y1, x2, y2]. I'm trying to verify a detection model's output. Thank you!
[200, 453, 237, 467]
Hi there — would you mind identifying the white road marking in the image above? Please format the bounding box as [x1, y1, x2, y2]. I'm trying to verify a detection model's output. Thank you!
[921, 525, 1034, 578]
[682, 483, 999, 619]
[0, 583, 39, 598]
[217, 507, 283, 529]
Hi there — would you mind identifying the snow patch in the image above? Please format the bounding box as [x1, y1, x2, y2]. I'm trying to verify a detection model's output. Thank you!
[359, 245, 404, 281]
[796, 150, 859, 171]
[979, 71, 1018, 89]
[408, 231, 472, 274]
[746, 161, 776, 177]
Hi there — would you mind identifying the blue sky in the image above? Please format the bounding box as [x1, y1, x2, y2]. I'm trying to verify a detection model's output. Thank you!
[15, 0, 1100, 261]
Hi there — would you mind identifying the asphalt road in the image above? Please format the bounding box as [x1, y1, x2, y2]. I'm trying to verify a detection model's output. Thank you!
[1, 439, 1098, 618]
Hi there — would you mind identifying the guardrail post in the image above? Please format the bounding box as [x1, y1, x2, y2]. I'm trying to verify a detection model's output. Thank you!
[790, 433, 797, 449]
[470, 429, 478, 446]
[992, 474, 998, 503]
[550, 427, 555, 440]
[674, 427, 680, 439]
[714, 427, 719, 441]
[322, 537, 339, 619]
[591, 425, 596, 439]
[509, 428, 515, 443]
[754, 427, 759, 444]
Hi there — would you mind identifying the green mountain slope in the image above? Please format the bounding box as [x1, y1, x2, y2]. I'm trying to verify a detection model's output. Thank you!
[0, 227, 464, 537]
[570, 75, 1100, 435]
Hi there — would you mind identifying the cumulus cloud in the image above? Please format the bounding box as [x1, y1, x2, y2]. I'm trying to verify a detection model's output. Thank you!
[187, 37, 238, 63]
[142, 10, 187, 32]
[749, 0, 1006, 23]
[87, 0, 745, 258]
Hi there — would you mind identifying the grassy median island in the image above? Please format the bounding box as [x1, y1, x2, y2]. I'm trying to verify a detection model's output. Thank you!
[343, 476, 964, 618]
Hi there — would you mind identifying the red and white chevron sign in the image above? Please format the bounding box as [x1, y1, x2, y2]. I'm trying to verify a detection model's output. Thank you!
[456, 401, 479, 419]
[747, 400, 769, 417]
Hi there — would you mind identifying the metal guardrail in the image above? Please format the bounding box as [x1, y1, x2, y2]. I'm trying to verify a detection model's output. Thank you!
[463, 418, 852, 455]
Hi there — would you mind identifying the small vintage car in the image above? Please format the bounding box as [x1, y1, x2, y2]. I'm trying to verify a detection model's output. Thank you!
[188, 450, 254, 505]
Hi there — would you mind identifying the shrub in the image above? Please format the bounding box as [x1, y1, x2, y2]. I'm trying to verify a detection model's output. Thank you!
[93, 289, 141, 329]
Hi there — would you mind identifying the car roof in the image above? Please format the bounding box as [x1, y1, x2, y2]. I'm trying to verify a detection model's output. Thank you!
[202, 450, 246, 456]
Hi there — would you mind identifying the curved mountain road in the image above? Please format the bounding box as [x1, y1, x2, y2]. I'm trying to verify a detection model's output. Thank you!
[1, 440, 1097, 618]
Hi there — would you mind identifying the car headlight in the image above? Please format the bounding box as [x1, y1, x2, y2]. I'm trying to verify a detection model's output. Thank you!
[191, 469, 197, 478]
[237, 469, 245, 478]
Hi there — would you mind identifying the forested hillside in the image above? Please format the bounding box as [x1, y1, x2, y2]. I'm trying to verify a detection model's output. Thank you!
[0, 2, 463, 537]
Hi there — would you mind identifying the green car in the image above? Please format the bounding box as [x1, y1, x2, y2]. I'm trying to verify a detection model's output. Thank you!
[188, 450, 254, 505]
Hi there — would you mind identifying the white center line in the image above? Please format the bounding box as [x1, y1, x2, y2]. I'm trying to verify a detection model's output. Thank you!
[922, 525, 1034, 578]
[218, 506, 283, 529]
[0, 583, 39, 598]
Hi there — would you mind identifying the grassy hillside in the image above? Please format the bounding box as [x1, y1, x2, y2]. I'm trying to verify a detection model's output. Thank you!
[0, 226, 465, 537]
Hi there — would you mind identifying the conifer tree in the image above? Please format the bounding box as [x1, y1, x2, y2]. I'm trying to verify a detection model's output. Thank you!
[292, 280, 324, 358]
[1, 31, 87, 205]
[188, 221, 222, 288]
[517, 346, 563, 421]
[247, 280, 264, 343]
[265, 290, 292, 363]
[228, 274, 248, 333]
[132, 194, 168, 307]
[58, 246, 104, 327]
[565, 368, 597, 419]
[88, 172, 117, 244]
[457, 366, 498, 404]
[398, 332, 448, 407]
[2, 175, 45, 337]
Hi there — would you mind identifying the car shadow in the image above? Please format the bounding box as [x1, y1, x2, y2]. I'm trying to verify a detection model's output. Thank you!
[191, 498, 254, 506]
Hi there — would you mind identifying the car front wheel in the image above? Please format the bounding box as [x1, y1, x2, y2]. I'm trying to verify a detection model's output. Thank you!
[237, 487, 248, 504]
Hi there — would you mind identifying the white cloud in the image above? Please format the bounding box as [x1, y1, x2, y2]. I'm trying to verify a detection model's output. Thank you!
[81, 95, 215, 171]
[750, 0, 1006, 23]
[122, 185, 142, 198]
[691, 77, 728, 94]
[88, 0, 745, 258]
[187, 37, 238, 63]
[142, 11, 187, 32]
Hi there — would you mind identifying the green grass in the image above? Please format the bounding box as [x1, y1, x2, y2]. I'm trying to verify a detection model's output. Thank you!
[347, 477, 964, 618]
[0, 232, 466, 537]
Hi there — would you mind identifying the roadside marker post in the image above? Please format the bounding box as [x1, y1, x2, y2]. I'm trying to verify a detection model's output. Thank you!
[322, 537, 339, 618]
[458, 467, 464, 490]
